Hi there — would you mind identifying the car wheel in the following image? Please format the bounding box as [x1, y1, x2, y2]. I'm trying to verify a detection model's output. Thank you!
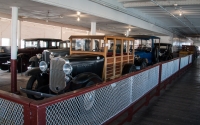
[153, 47, 159, 63]
[140, 59, 147, 69]
[26, 75, 44, 100]
[122, 63, 136, 75]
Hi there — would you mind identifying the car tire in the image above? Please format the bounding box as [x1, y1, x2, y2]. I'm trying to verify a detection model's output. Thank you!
[17, 54, 30, 73]
[26, 75, 49, 100]
[152, 47, 159, 63]
[122, 63, 136, 75]
[140, 59, 147, 69]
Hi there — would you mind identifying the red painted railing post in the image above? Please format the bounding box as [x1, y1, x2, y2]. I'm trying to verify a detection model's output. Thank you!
[127, 107, 133, 122]
[23, 105, 31, 125]
[30, 104, 46, 125]
[178, 57, 181, 77]
[156, 63, 162, 96]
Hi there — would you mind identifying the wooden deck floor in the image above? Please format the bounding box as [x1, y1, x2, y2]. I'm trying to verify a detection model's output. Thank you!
[123, 57, 200, 125]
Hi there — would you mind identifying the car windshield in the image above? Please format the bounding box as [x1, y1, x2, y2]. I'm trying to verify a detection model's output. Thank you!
[134, 39, 152, 51]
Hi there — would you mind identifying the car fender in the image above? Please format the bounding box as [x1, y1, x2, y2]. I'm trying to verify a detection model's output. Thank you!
[70, 72, 102, 90]
[29, 56, 38, 62]
[25, 67, 42, 76]
[122, 63, 136, 75]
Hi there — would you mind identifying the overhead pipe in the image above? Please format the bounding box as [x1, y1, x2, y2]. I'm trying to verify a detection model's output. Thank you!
[151, 0, 197, 35]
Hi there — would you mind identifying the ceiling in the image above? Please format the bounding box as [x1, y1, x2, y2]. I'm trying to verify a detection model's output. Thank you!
[118, 0, 200, 37]
[0, 0, 199, 38]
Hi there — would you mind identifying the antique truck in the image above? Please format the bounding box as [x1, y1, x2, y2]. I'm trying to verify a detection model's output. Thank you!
[131, 35, 160, 70]
[154, 43, 173, 61]
[0, 38, 66, 72]
[20, 35, 135, 100]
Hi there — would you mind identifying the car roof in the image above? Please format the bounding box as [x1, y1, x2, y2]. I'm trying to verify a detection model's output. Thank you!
[154, 43, 172, 45]
[24, 38, 62, 41]
[130, 35, 160, 40]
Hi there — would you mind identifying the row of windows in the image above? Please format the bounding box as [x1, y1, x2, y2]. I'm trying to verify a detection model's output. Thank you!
[1, 38, 24, 48]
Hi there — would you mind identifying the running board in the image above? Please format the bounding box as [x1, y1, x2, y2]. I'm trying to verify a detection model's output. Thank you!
[20, 87, 55, 98]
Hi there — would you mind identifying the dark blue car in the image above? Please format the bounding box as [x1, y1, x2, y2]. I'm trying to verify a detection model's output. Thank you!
[131, 35, 160, 70]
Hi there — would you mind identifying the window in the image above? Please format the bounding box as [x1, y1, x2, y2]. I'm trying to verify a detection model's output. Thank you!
[21, 40, 24, 48]
[51, 42, 56, 46]
[40, 40, 47, 48]
[2, 38, 10, 46]
[25, 41, 38, 48]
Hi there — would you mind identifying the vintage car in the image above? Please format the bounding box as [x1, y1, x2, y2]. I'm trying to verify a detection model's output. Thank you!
[27, 40, 70, 69]
[20, 35, 135, 100]
[131, 35, 160, 70]
[0, 46, 11, 70]
[0, 38, 66, 72]
[154, 43, 173, 61]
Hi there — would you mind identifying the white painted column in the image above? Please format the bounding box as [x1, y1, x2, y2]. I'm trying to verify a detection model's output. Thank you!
[61, 27, 62, 40]
[11, 7, 18, 59]
[17, 20, 21, 48]
[11, 6, 18, 93]
[90, 22, 96, 50]
[90, 22, 96, 35]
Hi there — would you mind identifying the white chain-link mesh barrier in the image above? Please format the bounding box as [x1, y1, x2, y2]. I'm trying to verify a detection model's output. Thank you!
[161, 59, 180, 82]
[172, 59, 180, 74]
[46, 66, 159, 125]
[0, 98, 24, 125]
[189, 55, 192, 64]
[0, 55, 192, 125]
[180, 56, 189, 69]
[131, 66, 159, 102]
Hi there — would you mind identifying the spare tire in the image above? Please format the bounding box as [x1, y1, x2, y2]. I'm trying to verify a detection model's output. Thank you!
[152, 47, 159, 64]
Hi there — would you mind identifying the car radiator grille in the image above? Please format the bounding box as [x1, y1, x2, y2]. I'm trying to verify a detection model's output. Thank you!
[50, 58, 66, 93]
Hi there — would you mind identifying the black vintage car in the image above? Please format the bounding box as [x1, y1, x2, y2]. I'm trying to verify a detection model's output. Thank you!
[0, 38, 67, 72]
[21, 35, 136, 100]
[154, 43, 173, 61]
[0, 46, 11, 70]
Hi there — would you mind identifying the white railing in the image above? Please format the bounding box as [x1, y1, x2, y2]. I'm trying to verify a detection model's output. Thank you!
[180, 56, 189, 69]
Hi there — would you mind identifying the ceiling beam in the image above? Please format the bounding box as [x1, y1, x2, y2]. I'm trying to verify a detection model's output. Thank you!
[122, 0, 200, 7]
[32, 0, 173, 36]
[118, 0, 149, 2]
[151, 0, 198, 36]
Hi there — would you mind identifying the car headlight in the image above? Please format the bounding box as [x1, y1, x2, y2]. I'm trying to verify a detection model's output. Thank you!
[36, 54, 42, 59]
[63, 63, 72, 74]
[39, 61, 48, 72]
[49, 52, 54, 59]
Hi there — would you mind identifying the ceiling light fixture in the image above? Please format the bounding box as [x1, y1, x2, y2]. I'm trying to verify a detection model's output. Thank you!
[179, 8, 182, 16]
[76, 11, 81, 21]
[179, 12, 182, 16]
[77, 11, 81, 15]
[77, 16, 80, 21]
[129, 28, 131, 31]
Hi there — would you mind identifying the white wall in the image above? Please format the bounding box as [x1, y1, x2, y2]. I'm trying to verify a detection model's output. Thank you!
[0, 19, 11, 45]
[21, 21, 61, 39]
[158, 36, 172, 43]
[0, 18, 103, 46]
